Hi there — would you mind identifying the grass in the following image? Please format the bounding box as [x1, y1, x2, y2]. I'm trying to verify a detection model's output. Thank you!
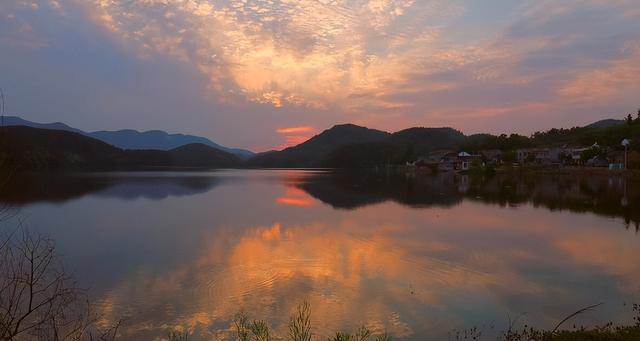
[227, 302, 392, 341]
[289, 301, 312, 341]
[166, 302, 640, 341]
[454, 303, 640, 341]
[167, 331, 191, 341]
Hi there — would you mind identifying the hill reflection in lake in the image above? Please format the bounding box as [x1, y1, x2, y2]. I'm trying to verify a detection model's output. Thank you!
[289, 171, 639, 228]
[0, 170, 638, 340]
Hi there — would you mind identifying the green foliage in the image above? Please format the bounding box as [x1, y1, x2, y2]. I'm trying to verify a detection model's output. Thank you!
[454, 302, 640, 340]
[289, 301, 312, 341]
[234, 305, 393, 341]
[580, 145, 606, 162]
[168, 331, 191, 341]
[230, 300, 640, 341]
[530, 123, 640, 150]
[373, 332, 392, 341]
[249, 320, 270, 341]
[328, 326, 371, 341]
[460, 133, 532, 152]
[328, 327, 392, 341]
[235, 311, 250, 341]
[234, 311, 271, 341]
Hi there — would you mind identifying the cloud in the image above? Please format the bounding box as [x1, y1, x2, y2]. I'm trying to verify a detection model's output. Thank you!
[276, 126, 315, 134]
[3, 0, 640, 148]
[274, 125, 317, 149]
[0, 2, 50, 49]
[80, 0, 465, 113]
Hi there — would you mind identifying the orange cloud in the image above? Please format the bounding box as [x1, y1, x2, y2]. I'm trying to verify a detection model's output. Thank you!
[276, 126, 315, 134]
[273, 126, 316, 149]
[82, 0, 465, 112]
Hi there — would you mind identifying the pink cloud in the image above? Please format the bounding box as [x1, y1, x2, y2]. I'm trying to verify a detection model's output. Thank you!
[273, 126, 317, 150]
[276, 126, 315, 134]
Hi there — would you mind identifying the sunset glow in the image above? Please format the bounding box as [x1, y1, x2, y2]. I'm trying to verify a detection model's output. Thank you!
[2, 2, 640, 337]
[1, 0, 638, 149]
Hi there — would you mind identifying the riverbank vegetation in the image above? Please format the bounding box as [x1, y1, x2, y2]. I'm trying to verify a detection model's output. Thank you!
[3, 110, 639, 171]
[164, 301, 640, 341]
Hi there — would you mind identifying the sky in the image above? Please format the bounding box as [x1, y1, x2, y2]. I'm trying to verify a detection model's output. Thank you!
[0, 0, 639, 151]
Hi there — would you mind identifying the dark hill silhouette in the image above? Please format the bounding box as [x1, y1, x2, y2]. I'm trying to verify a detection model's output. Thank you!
[2, 125, 122, 171]
[3, 116, 253, 158]
[168, 143, 240, 168]
[3, 115, 638, 170]
[246, 124, 390, 167]
[585, 119, 624, 129]
[248, 125, 466, 168]
[324, 127, 466, 168]
[0, 126, 241, 171]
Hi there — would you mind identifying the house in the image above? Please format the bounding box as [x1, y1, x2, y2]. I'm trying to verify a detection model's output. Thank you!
[563, 143, 601, 165]
[431, 151, 481, 171]
[457, 152, 473, 171]
[481, 149, 503, 165]
[425, 150, 455, 163]
[516, 148, 563, 164]
[455, 152, 481, 171]
[412, 150, 456, 171]
[438, 152, 459, 171]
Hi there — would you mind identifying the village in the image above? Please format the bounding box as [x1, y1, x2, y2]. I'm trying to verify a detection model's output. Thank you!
[409, 139, 635, 172]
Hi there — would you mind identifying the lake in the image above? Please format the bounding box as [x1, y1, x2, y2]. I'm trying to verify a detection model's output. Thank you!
[1, 170, 639, 340]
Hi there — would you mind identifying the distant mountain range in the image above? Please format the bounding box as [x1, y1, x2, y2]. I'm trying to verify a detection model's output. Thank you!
[2, 116, 253, 158]
[1, 126, 242, 171]
[2, 115, 637, 171]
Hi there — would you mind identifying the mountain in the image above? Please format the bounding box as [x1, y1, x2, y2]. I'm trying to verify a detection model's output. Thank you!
[3, 116, 84, 134]
[4, 116, 636, 171]
[324, 127, 465, 168]
[246, 124, 390, 167]
[2, 116, 253, 158]
[247, 125, 467, 168]
[0, 126, 242, 171]
[168, 143, 241, 168]
[1, 125, 122, 171]
[585, 119, 625, 129]
[89, 129, 253, 158]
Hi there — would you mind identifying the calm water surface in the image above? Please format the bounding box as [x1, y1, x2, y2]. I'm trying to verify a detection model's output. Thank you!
[1, 170, 639, 340]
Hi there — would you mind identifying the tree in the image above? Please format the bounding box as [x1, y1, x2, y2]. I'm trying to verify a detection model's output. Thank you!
[627, 113, 633, 125]
[0, 229, 120, 340]
[637, 108, 640, 122]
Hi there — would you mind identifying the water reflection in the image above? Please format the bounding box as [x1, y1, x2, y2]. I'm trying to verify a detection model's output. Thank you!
[0, 173, 221, 203]
[0, 170, 638, 340]
[292, 171, 640, 229]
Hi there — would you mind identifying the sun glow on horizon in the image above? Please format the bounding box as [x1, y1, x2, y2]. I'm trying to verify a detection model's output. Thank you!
[1, 0, 639, 149]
